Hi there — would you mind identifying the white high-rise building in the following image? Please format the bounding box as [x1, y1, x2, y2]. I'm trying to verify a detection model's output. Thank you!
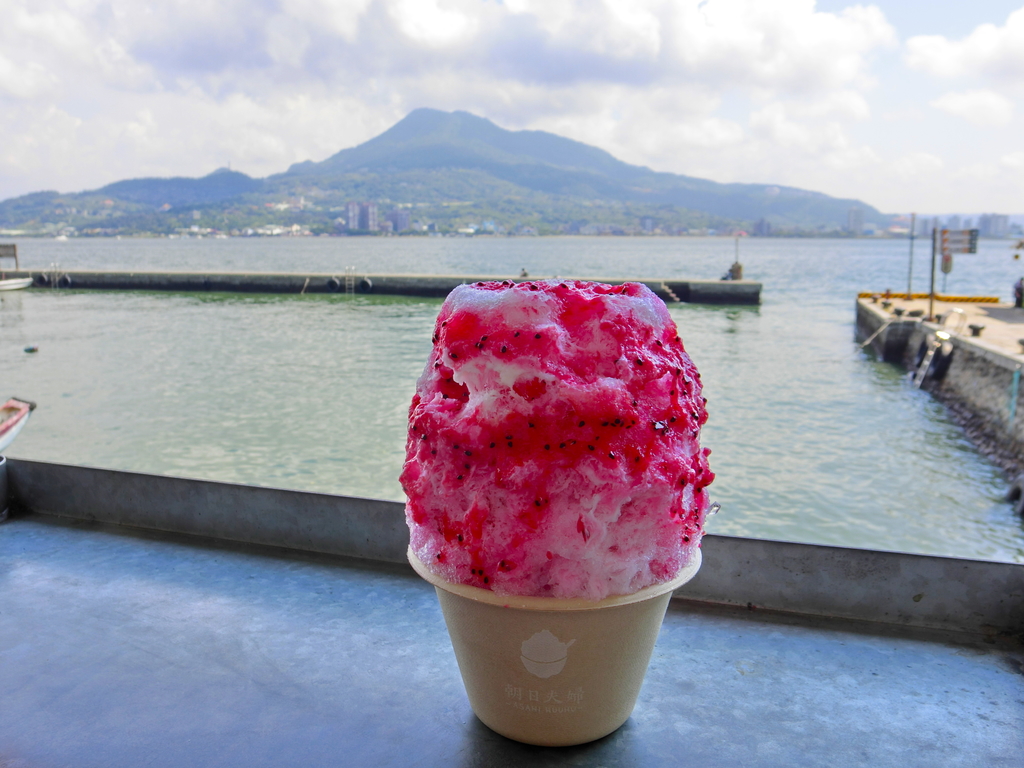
[359, 203, 379, 232]
[847, 208, 864, 235]
[978, 214, 1009, 238]
[388, 209, 411, 232]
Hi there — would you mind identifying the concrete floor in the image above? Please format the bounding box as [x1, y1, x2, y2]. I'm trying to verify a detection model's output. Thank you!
[878, 297, 1024, 358]
[1, 516, 1022, 767]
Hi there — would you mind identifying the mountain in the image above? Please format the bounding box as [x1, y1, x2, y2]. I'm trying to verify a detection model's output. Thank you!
[0, 108, 888, 235]
[98, 168, 264, 207]
[284, 108, 646, 182]
[278, 109, 884, 226]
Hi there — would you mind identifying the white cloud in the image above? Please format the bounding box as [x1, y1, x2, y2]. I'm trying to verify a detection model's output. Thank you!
[280, 0, 371, 42]
[891, 152, 944, 180]
[0, 55, 58, 100]
[602, 0, 662, 58]
[501, 0, 660, 59]
[795, 90, 871, 121]
[0, 0, 982, 215]
[666, 0, 896, 93]
[1001, 151, 1024, 169]
[905, 8, 1024, 83]
[389, 0, 477, 47]
[746, 101, 877, 171]
[265, 14, 312, 68]
[930, 89, 1014, 127]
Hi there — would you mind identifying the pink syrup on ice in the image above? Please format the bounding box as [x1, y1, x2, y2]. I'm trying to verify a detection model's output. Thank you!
[401, 279, 714, 600]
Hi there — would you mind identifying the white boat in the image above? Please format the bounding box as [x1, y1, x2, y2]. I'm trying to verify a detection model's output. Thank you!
[0, 277, 32, 291]
[0, 398, 35, 452]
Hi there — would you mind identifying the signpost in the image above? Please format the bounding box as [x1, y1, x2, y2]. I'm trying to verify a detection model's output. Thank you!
[907, 213, 916, 300]
[929, 228, 979, 320]
[940, 229, 978, 254]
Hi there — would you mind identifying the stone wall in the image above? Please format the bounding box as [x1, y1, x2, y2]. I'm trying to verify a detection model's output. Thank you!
[856, 299, 1024, 475]
[855, 299, 918, 363]
[904, 324, 1024, 473]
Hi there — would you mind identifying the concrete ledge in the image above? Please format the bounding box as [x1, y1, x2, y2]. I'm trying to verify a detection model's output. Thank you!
[5, 270, 762, 305]
[4, 458, 1021, 636]
[685, 535, 1023, 636]
[854, 299, 918, 362]
[5, 458, 408, 565]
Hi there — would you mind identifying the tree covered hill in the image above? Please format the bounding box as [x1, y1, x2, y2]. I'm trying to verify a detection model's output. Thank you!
[0, 109, 888, 236]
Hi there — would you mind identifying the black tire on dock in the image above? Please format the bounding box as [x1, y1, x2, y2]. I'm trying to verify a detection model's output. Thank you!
[1004, 476, 1024, 516]
[914, 340, 929, 369]
[928, 343, 954, 382]
[357, 277, 373, 294]
[327, 277, 341, 293]
[57, 275, 72, 289]
[34, 274, 48, 286]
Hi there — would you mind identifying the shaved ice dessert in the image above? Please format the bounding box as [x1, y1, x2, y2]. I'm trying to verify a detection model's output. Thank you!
[401, 279, 714, 601]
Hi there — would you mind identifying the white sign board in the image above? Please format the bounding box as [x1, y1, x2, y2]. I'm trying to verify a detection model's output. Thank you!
[940, 229, 979, 256]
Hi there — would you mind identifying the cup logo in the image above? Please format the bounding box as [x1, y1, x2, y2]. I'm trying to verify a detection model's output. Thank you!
[520, 630, 575, 678]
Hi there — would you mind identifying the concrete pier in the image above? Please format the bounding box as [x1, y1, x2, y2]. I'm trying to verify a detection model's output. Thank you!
[5, 269, 761, 305]
[856, 296, 1024, 473]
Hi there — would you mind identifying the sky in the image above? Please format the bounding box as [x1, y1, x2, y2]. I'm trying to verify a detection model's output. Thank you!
[2, 0, 1024, 214]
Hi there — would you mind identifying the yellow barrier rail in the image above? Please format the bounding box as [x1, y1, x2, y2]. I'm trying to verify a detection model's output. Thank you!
[857, 292, 1000, 303]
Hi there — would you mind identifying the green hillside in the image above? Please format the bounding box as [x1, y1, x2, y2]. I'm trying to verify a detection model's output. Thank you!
[0, 109, 890, 236]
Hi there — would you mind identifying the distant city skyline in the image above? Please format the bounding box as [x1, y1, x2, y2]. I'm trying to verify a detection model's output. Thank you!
[1, 1, 1024, 213]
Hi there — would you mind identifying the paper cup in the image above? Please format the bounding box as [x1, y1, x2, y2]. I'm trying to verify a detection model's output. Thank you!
[409, 547, 701, 747]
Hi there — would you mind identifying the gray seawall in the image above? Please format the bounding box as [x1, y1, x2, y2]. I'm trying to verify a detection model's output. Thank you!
[856, 299, 1024, 472]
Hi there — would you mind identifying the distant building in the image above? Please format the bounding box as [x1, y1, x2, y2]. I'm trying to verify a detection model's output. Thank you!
[978, 213, 1009, 238]
[641, 217, 654, 233]
[359, 203, 378, 232]
[947, 215, 961, 230]
[753, 218, 772, 236]
[847, 208, 864, 235]
[918, 216, 939, 236]
[346, 202, 360, 230]
[387, 209, 411, 232]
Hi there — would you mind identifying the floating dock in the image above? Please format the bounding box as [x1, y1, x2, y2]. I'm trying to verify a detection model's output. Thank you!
[4, 269, 761, 305]
[856, 294, 1024, 474]
[0, 457, 1021, 766]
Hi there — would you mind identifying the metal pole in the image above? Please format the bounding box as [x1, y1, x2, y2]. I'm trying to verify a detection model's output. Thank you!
[928, 225, 937, 321]
[907, 213, 916, 300]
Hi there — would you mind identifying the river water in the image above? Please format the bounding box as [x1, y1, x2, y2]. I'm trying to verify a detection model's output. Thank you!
[2, 235, 1023, 563]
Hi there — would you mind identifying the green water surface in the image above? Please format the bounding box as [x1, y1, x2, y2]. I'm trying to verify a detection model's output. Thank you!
[2, 236, 1022, 562]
